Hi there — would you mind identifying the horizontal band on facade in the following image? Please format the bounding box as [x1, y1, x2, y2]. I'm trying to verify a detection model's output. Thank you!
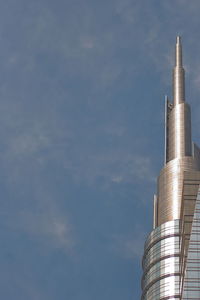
[154, 296, 180, 300]
[144, 220, 180, 248]
[143, 240, 180, 272]
[142, 294, 180, 300]
[143, 233, 180, 263]
[141, 254, 180, 284]
[141, 272, 180, 298]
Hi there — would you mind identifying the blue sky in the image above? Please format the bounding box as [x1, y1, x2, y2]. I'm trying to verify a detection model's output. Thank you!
[1, 0, 200, 299]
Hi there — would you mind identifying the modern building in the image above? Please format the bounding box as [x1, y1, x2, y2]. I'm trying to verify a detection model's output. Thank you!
[141, 37, 200, 300]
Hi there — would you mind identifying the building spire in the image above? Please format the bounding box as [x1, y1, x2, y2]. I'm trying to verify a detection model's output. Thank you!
[173, 35, 185, 105]
[175, 36, 182, 66]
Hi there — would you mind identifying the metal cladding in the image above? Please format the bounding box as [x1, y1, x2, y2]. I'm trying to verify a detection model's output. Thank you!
[157, 36, 200, 226]
[141, 37, 200, 300]
[157, 156, 200, 225]
[173, 36, 185, 105]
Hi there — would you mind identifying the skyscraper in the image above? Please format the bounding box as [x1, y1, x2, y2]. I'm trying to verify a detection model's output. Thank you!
[141, 37, 200, 300]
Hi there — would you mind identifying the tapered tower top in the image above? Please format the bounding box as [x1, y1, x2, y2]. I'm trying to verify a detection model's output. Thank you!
[173, 35, 185, 105]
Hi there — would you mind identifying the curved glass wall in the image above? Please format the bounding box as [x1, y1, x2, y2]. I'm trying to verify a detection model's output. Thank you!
[141, 220, 181, 300]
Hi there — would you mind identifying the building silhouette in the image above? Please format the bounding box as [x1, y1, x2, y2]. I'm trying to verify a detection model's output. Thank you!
[141, 37, 200, 300]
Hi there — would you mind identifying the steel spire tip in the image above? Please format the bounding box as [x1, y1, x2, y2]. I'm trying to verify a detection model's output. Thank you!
[176, 36, 181, 44]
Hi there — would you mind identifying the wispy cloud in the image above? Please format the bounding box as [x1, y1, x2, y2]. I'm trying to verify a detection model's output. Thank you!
[63, 151, 156, 186]
[1, 1, 200, 299]
[1, 208, 75, 254]
[109, 228, 147, 260]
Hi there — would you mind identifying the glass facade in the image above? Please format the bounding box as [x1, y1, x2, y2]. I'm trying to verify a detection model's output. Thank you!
[141, 220, 181, 300]
[182, 190, 200, 299]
